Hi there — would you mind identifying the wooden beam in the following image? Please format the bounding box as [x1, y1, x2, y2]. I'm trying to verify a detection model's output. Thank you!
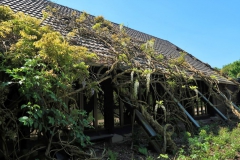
[135, 110, 157, 137]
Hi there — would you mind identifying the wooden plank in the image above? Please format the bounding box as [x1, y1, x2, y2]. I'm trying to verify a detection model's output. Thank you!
[135, 110, 157, 137]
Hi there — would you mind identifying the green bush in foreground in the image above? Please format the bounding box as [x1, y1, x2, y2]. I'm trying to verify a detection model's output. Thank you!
[176, 123, 240, 160]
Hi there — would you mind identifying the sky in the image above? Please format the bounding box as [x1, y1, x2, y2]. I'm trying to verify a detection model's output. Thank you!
[54, 0, 240, 68]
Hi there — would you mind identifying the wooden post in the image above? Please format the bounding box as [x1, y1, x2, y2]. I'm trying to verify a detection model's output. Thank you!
[93, 93, 98, 128]
[102, 79, 114, 133]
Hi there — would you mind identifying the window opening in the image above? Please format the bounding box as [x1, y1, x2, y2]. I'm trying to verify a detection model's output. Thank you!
[194, 98, 207, 116]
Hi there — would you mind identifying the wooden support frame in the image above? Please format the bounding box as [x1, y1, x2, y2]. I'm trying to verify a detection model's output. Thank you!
[194, 81, 209, 116]
[194, 89, 228, 121]
[219, 91, 240, 112]
[159, 82, 200, 128]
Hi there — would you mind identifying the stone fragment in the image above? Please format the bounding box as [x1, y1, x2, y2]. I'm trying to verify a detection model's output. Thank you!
[111, 134, 123, 143]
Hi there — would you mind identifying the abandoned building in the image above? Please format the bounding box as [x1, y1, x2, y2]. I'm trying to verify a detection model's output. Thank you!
[1, 0, 240, 155]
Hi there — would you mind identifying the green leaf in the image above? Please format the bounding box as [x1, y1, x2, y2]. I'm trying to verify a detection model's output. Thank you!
[19, 116, 28, 122]
[33, 113, 38, 119]
[33, 104, 40, 109]
[36, 110, 42, 118]
[0, 82, 12, 86]
[158, 154, 169, 159]
[50, 130, 54, 135]
[39, 123, 42, 132]
[34, 122, 38, 129]
[21, 104, 28, 109]
[19, 116, 31, 126]
[48, 116, 55, 125]
[27, 111, 33, 115]
[28, 118, 34, 126]
[49, 93, 57, 101]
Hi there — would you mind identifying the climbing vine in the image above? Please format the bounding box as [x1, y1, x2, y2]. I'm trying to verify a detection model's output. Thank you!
[0, 6, 98, 159]
[50, 6, 240, 154]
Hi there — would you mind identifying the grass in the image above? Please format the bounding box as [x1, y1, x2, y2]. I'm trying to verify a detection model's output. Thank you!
[107, 149, 118, 160]
[174, 122, 240, 159]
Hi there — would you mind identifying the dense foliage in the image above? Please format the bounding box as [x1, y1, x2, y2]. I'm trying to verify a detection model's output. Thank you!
[221, 59, 240, 78]
[175, 123, 240, 160]
[0, 6, 97, 159]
